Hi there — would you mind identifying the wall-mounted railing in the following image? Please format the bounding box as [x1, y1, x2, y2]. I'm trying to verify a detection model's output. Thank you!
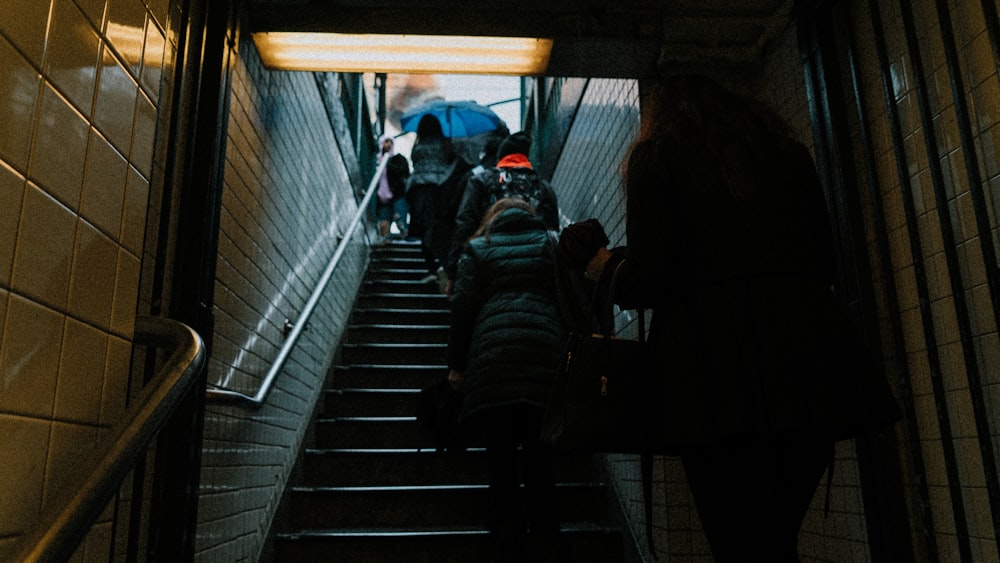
[204, 157, 385, 410]
[13, 316, 206, 563]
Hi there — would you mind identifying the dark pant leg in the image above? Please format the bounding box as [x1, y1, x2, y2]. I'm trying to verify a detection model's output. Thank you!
[518, 406, 559, 535]
[481, 405, 563, 563]
[681, 437, 834, 563]
[482, 409, 527, 563]
[773, 439, 835, 554]
[418, 240, 438, 275]
[519, 406, 563, 563]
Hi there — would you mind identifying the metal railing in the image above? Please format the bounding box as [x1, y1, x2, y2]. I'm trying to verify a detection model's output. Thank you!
[205, 157, 386, 409]
[14, 316, 206, 563]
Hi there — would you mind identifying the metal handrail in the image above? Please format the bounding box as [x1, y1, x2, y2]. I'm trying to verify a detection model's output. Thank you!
[14, 316, 206, 563]
[205, 157, 387, 409]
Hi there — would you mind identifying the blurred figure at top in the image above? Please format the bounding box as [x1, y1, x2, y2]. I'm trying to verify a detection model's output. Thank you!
[374, 134, 410, 243]
[406, 114, 472, 283]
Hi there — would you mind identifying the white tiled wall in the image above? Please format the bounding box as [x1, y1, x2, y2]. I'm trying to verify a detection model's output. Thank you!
[0, 0, 174, 559]
[851, 0, 1000, 559]
[193, 31, 368, 561]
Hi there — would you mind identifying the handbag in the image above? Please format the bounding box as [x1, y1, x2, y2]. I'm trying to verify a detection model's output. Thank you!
[539, 259, 649, 453]
[540, 255, 668, 557]
[416, 377, 467, 453]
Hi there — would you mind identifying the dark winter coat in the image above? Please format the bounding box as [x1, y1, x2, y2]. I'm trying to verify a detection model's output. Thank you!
[446, 165, 559, 280]
[611, 139, 899, 446]
[448, 208, 565, 421]
[406, 137, 453, 238]
[426, 157, 474, 264]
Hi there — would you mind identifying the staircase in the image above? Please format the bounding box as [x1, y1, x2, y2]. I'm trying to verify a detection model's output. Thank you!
[271, 239, 626, 562]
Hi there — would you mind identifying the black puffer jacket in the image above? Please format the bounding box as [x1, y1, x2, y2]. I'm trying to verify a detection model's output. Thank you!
[446, 166, 559, 280]
[448, 208, 565, 421]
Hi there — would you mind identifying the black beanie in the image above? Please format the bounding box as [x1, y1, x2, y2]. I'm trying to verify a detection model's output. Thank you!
[496, 132, 531, 159]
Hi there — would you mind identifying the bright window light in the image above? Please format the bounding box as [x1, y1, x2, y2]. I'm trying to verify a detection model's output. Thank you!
[252, 32, 553, 75]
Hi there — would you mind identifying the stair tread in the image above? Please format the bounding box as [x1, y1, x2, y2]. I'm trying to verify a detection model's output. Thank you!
[352, 307, 446, 312]
[334, 363, 447, 369]
[329, 388, 421, 393]
[341, 342, 445, 347]
[306, 447, 485, 454]
[290, 482, 607, 492]
[278, 522, 618, 537]
[319, 416, 417, 422]
[349, 323, 449, 329]
[360, 292, 446, 297]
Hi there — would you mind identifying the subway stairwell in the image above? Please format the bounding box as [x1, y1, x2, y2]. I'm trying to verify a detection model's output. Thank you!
[271, 239, 625, 562]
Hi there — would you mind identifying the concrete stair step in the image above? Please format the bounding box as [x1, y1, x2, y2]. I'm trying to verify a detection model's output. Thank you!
[362, 278, 444, 294]
[343, 323, 449, 344]
[354, 292, 449, 310]
[273, 524, 624, 563]
[298, 448, 602, 487]
[314, 416, 432, 449]
[285, 483, 612, 529]
[339, 342, 447, 365]
[322, 388, 422, 417]
[330, 364, 447, 389]
[350, 307, 449, 325]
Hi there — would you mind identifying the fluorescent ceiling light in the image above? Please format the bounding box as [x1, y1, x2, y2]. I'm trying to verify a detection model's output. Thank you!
[252, 32, 553, 75]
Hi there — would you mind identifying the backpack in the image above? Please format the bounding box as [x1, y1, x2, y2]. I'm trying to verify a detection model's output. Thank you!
[487, 167, 545, 210]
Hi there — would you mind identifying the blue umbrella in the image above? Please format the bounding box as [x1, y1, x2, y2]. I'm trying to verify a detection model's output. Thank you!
[400, 99, 505, 138]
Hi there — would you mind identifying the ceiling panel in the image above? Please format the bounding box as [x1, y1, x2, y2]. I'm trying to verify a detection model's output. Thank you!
[247, 0, 795, 78]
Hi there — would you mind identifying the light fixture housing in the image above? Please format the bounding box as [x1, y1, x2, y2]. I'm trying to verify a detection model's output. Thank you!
[251, 32, 553, 75]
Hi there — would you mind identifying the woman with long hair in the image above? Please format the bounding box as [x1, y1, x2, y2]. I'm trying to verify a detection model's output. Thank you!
[560, 74, 899, 561]
[448, 198, 566, 562]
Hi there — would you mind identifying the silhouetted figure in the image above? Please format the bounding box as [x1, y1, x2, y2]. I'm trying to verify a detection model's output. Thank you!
[560, 73, 899, 562]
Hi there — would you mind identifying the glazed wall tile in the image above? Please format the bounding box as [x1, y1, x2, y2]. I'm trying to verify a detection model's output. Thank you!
[80, 129, 127, 239]
[0, 0, 52, 68]
[54, 317, 107, 423]
[0, 162, 25, 286]
[45, 0, 100, 118]
[0, 35, 41, 173]
[30, 84, 88, 211]
[0, 414, 51, 535]
[67, 220, 117, 330]
[11, 183, 76, 310]
[0, 294, 64, 417]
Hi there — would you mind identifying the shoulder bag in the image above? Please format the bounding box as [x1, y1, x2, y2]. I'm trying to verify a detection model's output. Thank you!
[539, 259, 649, 453]
[541, 254, 674, 557]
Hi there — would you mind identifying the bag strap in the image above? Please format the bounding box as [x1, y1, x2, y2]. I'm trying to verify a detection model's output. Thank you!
[600, 258, 647, 344]
[604, 256, 655, 556]
[546, 231, 598, 332]
[642, 452, 658, 559]
[590, 258, 629, 337]
[607, 257, 652, 555]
